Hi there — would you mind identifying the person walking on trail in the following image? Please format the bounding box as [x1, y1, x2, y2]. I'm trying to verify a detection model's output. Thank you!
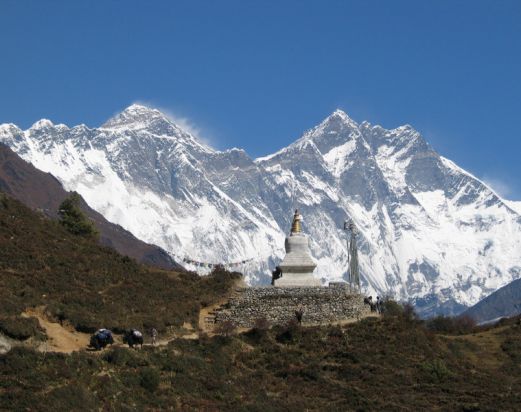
[364, 296, 376, 312]
[271, 266, 282, 285]
[295, 307, 304, 324]
[150, 327, 158, 345]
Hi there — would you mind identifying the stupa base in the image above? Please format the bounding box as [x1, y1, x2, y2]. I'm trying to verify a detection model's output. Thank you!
[273, 272, 321, 287]
[211, 283, 369, 329]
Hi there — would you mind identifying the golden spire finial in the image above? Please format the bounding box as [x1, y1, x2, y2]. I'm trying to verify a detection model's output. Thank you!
[290, 209, 302, 234]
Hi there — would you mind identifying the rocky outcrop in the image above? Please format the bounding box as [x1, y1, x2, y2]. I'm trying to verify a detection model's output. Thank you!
[0, 333, 13, 354]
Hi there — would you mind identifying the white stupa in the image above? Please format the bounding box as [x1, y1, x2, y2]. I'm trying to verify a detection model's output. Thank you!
[273, 210, 320, 287]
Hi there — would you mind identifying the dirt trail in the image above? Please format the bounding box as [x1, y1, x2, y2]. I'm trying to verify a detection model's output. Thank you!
[23, 307, 90, 353]
[198, 297, 229, 334]
[22, 280, 374, 353]
[198, 278, 249, 335]
[21, 307, 203, 353]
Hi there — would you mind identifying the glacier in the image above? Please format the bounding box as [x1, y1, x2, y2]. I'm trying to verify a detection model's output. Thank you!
[1, 104, 520, 316]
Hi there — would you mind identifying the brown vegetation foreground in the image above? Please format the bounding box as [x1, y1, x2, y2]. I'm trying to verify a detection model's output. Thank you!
[0, 193, 240, 338]
[1, 192, 521, 410]
[1, 312, 520, 411]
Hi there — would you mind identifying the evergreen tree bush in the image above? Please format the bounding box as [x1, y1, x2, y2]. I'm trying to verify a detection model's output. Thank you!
[58, 193, 98, 238]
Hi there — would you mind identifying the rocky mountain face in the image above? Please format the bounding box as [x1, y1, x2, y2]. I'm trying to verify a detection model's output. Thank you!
[1, 104, 520, 315]
[463, 277, 521, 324]
[0, 143, 179, 270]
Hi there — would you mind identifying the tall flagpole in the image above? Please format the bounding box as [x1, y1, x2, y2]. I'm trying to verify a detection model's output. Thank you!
[344, 219, 361, 293]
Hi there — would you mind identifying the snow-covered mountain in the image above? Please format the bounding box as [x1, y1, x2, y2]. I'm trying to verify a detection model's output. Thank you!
[506, 201, 521, 215]
[1, 104, 520, 315]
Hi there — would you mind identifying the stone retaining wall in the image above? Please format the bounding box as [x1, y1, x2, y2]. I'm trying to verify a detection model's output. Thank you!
[213, 284, 369, 328]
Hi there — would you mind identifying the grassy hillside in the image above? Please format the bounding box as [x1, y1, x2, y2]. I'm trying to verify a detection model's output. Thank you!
[1, 191, 520, 410]
[1, 313, 520, 410]
[0, 144, 179, 270]
[0, 192, 240, 338]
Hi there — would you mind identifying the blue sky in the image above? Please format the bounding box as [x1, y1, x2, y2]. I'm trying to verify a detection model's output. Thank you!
[1, 1, 520, 199]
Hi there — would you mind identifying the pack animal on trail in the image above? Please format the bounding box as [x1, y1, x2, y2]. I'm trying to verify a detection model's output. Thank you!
[364, 296, 378, 313]
[89, 329, 114, 350]
[123, 329, 144, 348]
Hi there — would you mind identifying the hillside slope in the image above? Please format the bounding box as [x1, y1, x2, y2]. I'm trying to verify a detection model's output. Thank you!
[0, 189, 519, 409]
[0, 193, 240, 339]
[1, 312, 520, 410]
[463, 278, 521, 323]
[0, 143, 180, 270]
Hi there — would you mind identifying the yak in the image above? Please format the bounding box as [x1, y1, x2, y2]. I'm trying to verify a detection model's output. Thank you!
[123, 329, 144, 348]
[89, 329, 114, 351]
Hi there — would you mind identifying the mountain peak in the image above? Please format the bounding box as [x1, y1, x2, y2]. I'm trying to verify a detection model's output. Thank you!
[30, 119, 54, 130]
[99, 104, 215, 154]
[0, 123, 22, 134]
[331, 108, 349, 118]
[124, 103, 161, 116]
[392, 124, 416, 133]
[101, 104, 170, 130]
[320, 109, 358, 129]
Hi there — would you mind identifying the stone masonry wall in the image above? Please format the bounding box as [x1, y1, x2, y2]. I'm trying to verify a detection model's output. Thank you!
[213, 284, 369, 328]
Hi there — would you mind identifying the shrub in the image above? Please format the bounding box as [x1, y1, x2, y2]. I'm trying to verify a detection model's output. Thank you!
[275, 319, 301, 344]
[104, 347, 148, 367]
[215, 320, 237, 337]
[402, 303, 418, 323]
[0, 316, 43, 340]
[381, 300, 419, 326]
[244, 317, 271, 342]
[46, 384, 98, 411]
[196, 331, 212, 347]
[501, 336, 521, 364]
[420, 359, 452, 383]
[58, 193, 99, 238]
[0, 195, 241, 336]
[426, 315, 476, 335]
[299, 362, 321, 381]
[381, 300, 404, 317]
[140, 367, 160, 392]
[327, 325, 346, 344]
[253, 317, 270, 332]
[252, 317, 270, 336]
[2, 346, 42, 370]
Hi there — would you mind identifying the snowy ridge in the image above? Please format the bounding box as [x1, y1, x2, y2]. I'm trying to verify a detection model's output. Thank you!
[1, 105, 520, 316]
[506, 201, 521, 214]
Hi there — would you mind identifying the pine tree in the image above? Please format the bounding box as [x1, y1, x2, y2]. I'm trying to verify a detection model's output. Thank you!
[58, 193, 99, 238]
